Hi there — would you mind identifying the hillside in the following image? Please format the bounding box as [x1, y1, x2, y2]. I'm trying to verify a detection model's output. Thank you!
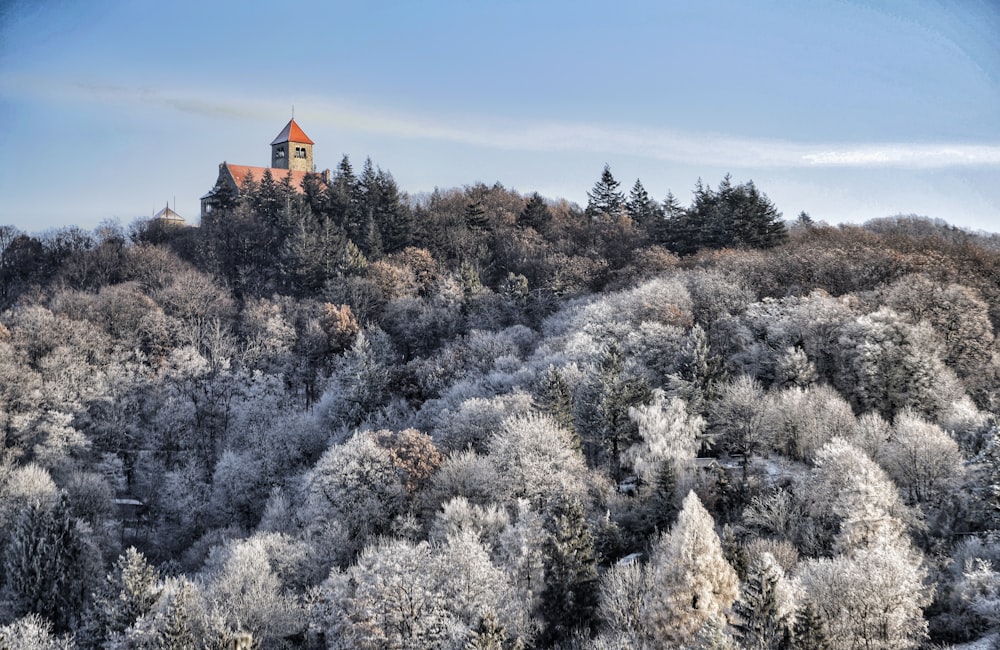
[2, 169, 1000, 648]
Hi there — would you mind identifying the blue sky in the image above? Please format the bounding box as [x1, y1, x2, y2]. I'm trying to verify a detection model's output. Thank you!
[1, 0, 998, 234]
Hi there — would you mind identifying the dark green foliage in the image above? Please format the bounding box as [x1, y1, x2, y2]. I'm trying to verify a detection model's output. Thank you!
[626, 179, 661, 229]
[465, 610, 508, 650]
[518, 192, 552, 233]
[792, 601, 830, 650]
[597, 343, 652, 479]
[663, 175, 787, 255]
[586, 164, 625, 217]
[2, 494, 100, 633]
[367, 167, 412, 253]
[539, 496, 599, 645]
[732, 555, 792, 650]
[537, 366, 578, 448]
[646, 459, 679, 533]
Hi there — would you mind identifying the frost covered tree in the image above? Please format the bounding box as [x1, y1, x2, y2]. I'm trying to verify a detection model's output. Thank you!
[731, 551, 798, 650]
[80, 547, 161, 647]
[833, 307, 963, 418]
[798, 539, 931, 650]
[303, 431, 407, 563]
[202, 535, 306, 646]
[625, 389, 704, 485]
[642, 491, 739, 646]
[799, 437, 910, 554]
[0, 613, 76, 649]
[487, 413, 590, 507]
[880, 409, 964, 507]
[762, 384, 856, 462]
[313, 533, 532, 650]
[709, 375, 769, 458]
[1, 493, 100, 632]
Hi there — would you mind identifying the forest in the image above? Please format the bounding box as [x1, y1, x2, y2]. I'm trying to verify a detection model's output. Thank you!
[2, 158, 1000, 649]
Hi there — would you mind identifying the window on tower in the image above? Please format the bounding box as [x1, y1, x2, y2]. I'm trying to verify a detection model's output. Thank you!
[276, 147, 286, 158]
[295, 147, 307, 158]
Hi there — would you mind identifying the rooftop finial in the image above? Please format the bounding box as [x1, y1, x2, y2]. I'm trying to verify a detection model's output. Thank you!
[292, 104, 295, 120]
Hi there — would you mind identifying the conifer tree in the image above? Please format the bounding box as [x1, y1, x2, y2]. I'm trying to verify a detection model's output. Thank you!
[518, 192, 552, 233]
[643, 491, 739, 647]
[732, 552, 795, 650]
[2, 493, 100, 632]
[81, 547, 161, 647]
[626, 179, 660, 229]
[598, 343, 651, 480]
[159, 580, 199, 650]
[372, 168, 411, 253]
[586, 164, 625, 217]
[537, 366, 578, 448]
[539, 495, 599, 645]
[791, 601, 830, 650]
[465, 610, 507, 650]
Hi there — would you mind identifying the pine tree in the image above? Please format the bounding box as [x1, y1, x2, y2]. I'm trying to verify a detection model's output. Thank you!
[598, 343, 652, 480]
[465, 610, 507, 650]
[81, 547, 161, 647]
[626, 179, 660, 229]
[646, 459, 679, 533]
[586, 164, 625, 217]
[539, 495, 599, 645]
[791, 601, 830, 650]
[2, 493, 100, 632]
[732, 553, 794, 650]
[464, 197, 490, 232]
[372, 168, 411, 253]
[536, 366, 578, 449]
[159, 579, 199, 650]
[518, 192, 552, 233]
[329, 155, 360, 234]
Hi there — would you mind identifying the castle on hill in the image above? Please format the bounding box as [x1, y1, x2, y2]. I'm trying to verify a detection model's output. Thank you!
[200, 118, 331, 220]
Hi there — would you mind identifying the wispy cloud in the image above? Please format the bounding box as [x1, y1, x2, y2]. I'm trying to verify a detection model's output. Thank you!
[6, 74, 1000, 169]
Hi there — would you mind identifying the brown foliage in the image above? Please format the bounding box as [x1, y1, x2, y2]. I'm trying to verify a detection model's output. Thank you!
[374, 428, 444, 496]
[319, 303, 360, 353]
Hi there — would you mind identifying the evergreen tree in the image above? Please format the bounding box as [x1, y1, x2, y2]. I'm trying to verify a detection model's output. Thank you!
[598, 343, 652, 480]
[646, 459, 679, 533]
[626, 179, 660, 229]
[81, 547, 161, 647]
[464, 197, 491, 233]
[2, 493, 100, 632]
[671, 175, 787, 255]
[536, 366, 578, 448]
[301, 170, 331, 217]
[791, 601, 830, 650]
[518, 192, 552, 233]
[732, 553, 794, 650]
[372, 168, 411, 253]
[465, 610, 507, 650]
[159, 580, 199, 650]
[539, 495, 599, 645]
[586, 164, 625, 217]
[329, 155, 360, 235]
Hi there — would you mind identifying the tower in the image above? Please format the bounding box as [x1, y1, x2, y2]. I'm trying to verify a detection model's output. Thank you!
[270, 118, 315, 172]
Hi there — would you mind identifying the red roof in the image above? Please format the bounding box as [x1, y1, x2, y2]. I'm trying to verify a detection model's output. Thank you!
[225, 164, 313, 193]
[270, 118, 314, 145]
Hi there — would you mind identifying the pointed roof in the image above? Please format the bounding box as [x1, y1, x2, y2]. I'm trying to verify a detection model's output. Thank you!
[153, 203, 185, 223]
[270, 118, 314, 146]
